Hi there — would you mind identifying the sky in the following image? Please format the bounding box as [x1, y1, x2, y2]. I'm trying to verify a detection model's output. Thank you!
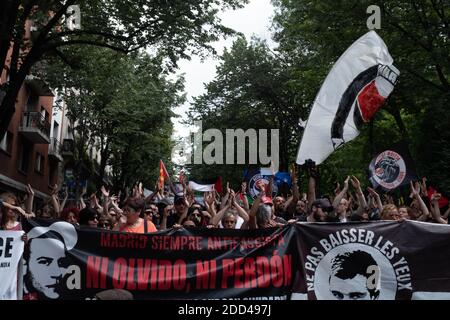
[171, 0, 276, 163]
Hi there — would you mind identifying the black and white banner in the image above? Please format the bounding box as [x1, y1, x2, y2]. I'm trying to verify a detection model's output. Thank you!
[0, 231, 24, 300]
[21, 219, 295, 300]
[16, 219, 450, 300]
[292, 221, 450, 300]
[296, 31, 399, 165]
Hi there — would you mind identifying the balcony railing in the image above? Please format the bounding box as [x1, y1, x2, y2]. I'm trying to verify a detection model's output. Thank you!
[49, 138, 63, 161]
[19, 111, 50, 144]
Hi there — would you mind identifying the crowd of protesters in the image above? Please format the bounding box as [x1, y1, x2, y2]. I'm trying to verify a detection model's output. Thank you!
[1, 163, 449, 235]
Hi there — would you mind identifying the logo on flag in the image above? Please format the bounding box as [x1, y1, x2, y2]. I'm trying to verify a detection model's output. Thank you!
[244, 169, 279, 199]
[331, 64, 399, 149]
[368, 142, 417, 191]
[372, 150, 406, 189]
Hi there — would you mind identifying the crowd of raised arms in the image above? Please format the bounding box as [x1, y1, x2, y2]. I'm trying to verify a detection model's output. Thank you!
[1, 163, 449, 235]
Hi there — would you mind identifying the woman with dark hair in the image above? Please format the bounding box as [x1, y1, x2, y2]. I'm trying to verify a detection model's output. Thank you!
[60, 207, 79, 225]
[115, 198, 157, 233]
[78, 207, 99, 228]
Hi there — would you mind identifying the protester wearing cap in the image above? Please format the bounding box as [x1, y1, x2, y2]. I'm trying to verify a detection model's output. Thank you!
[311, 198, 338, 222]
[243, 189, 284, 229]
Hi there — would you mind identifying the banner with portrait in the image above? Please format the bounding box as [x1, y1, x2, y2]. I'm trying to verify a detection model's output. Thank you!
[291, 221, 450, 300]
[0, 230, 24, 300]
[21, 219, 296, 300]
[20, 219, 450, 300]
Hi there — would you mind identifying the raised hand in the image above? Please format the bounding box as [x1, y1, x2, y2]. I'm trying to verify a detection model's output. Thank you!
[367, 187, 379, 198]
[350, 175, 361, 189]
[431, 192, 441, 202]
[101, 185, 109, 198]
[230, 190, 236, 204]
[154, 180, 161, 193]
[343, 176, 350, 190]
[290, 163, 298, 184]
[241, 182, 247, 195]
[186, 193, 195, 207]
[164, 205, 174, 218]
[204, 192, 214, 207]
[138, 182, 143, 196]
[410, 181, 420, 197]
[27, 184, 34, 196]
[334, 182, 341, 195]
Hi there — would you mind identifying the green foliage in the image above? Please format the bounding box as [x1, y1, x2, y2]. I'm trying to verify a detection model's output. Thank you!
[271, 0, 450, 194]
[187, 0, 450, 195]
[186, 37, 303, 187]
[0, 0, 249, 140]
[46, 46, 184, 190]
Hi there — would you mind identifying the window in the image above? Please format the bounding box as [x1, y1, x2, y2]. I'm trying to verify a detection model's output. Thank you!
[35, 152, 44, 174]
[0, 131, 13, 154]
[19, 144, 30, 174]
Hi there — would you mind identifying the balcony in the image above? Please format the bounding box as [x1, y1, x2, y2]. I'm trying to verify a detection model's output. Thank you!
[19, 112, 50, 144]
[61, 138, 74, 157]
[48, 138, 63, 162]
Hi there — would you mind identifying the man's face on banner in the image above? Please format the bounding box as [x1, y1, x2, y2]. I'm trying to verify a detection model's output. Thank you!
[329, 274, 371, 300]
[28, 238, 67, 299]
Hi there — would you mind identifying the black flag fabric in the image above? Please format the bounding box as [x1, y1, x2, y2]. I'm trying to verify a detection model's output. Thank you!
[368, 141, 418, 191]
[20, 219, 450, 300]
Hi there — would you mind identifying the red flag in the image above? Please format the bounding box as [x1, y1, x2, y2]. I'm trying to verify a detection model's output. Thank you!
[428, 186, 449, 208]
[159, 160, 169, 189]
[214, 176, 222, 194]
[179, 170, 185, 192]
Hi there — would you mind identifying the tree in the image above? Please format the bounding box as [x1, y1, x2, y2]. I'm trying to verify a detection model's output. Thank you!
[0, 0, 248, 140]
[186, 37, 302, 187]
[46, 45, 183, 191]
[272, 0, 450, 193]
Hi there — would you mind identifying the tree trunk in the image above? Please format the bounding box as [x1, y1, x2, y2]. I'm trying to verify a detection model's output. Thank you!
[0, 77, 25, 140]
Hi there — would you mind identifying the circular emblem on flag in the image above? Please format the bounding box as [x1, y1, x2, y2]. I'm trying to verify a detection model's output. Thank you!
[248, 173, 278, 199]
[372, 150, 406, 189]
